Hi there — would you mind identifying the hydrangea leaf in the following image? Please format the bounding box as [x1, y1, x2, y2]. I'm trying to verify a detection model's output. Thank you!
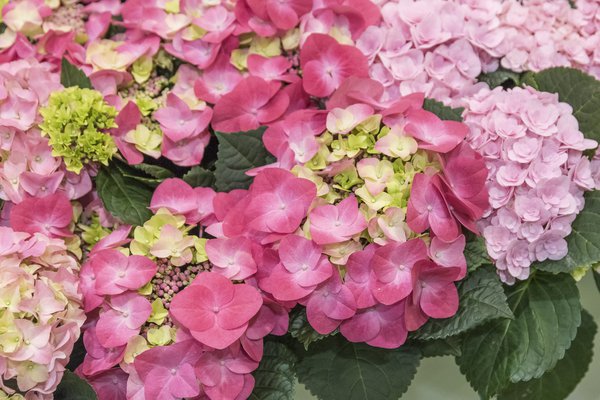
[96, 163, 153, 226]
[183, 166, 215, 188]
[465, 235, 492, 272]
[296, 335, 420, 400]
[131, 163, 174, 180]
[535, 191, 600, 273]
[55, 370, 98, 399]
[413, 267, 512, 340]
[214, 128, 275, 191]
[412, 336, 462, 358]
[456, 272, 581, 399]
[521, 67, 600, 141]
[498, 309, 596, 400]
[289, 308, 335, 350]
[250, 341, 297, 400]
[422, 99, 464, 122]
[478, 68, 522, 89]
[60, 58, 92, 89]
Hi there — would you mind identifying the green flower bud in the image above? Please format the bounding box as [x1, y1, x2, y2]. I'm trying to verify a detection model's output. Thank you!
[39, 87, 117, 174]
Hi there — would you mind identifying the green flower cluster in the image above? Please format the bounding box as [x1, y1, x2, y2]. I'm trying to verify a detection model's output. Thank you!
[39, 87, 118, 173]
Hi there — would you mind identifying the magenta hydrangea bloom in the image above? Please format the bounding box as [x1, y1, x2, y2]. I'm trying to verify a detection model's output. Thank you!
[133, 341, 203, 400]
[170, 272, 263, 350]
[309, 195, 368, 245]
[91, 249, 157, 296]
[10, 192, 73, 238]
[95, 292, 153, 348]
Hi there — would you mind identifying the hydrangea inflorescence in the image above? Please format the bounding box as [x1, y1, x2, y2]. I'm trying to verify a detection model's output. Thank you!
[39, 86, 117, 174]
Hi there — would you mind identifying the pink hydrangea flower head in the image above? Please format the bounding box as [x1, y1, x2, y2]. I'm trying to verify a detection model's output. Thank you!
[309, 195, 367, 245]
[169, 272, 263, 349]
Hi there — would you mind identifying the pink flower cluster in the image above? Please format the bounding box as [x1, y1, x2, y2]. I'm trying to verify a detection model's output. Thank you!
[495, 0, 600, 79]
[0, 59, 92, 204]
[0, 224, 85, 399]
[207, 78, 489, 348]
[78, 179, 288, 400]
[355, 0, 504, 106]
[463, 85, 598, 283]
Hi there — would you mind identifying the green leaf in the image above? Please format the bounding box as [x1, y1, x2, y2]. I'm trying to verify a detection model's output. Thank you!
[55, 370, 97, 399]
[296, 335, 420, 400]
[456, 272, 581, 399]
[183, 166, 215, 188]
[214, 128, 275, 191]
[289, 308, 335, 350]
[521, 67, 600, 141]
[131, 163, 174, 179]
[96, 163, 153, 226]
[478, 68, 522, 89]
[423, 98, 464, 121]
[60, 58, 92, 89]
[465, 235, 491, 272]
[413, 336, 462, 358]
[498, 309, 596, 400]
[250, 341, 297, 400]
[413, 267, 512, 340]
[535, 191, 600, 273]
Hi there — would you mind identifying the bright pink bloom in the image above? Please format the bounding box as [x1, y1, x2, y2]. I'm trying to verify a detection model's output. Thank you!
[344, 244, 378, 309]
[195, 343, 258, 400]
[196, 5, 237, 43]
[110, 101, 144, 165]
[405, 260, 460, 331]
[309, 195, 367, 245]
[259, 235, 333, 301]
[150, 178, 215, 224]
[302, 273, 356, 334]
[247, 55, 294, 82]
[429, 235, 467, 280]
[169, 272, 263, 350]
[91, 249, 157, 295]
[95, 292, 152, 348]
[212, 76, 289, 133]
[247, 0, 312, 30]
[246, 298, 290, 340]
[80, 327, 126, 376]
[194, 56, 243, 104]
[300, 34, 369, 98]
[404, 109, 468, 153]
[154, 94, 212, 141]
[134, 341, 203, 400]
[371, 238, 429, 305]
[340, 301, 408, 349]
[85, 369, 129, 400]
[245, 168, 316, 234]
[10, 192, 73, 238]
[406, 173, 460, 242]
[205, 237, 257, 280]
[161, 131, 210, 167]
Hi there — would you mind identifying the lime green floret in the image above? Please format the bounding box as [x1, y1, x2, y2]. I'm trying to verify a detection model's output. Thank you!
[39, 87, 118, 174]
